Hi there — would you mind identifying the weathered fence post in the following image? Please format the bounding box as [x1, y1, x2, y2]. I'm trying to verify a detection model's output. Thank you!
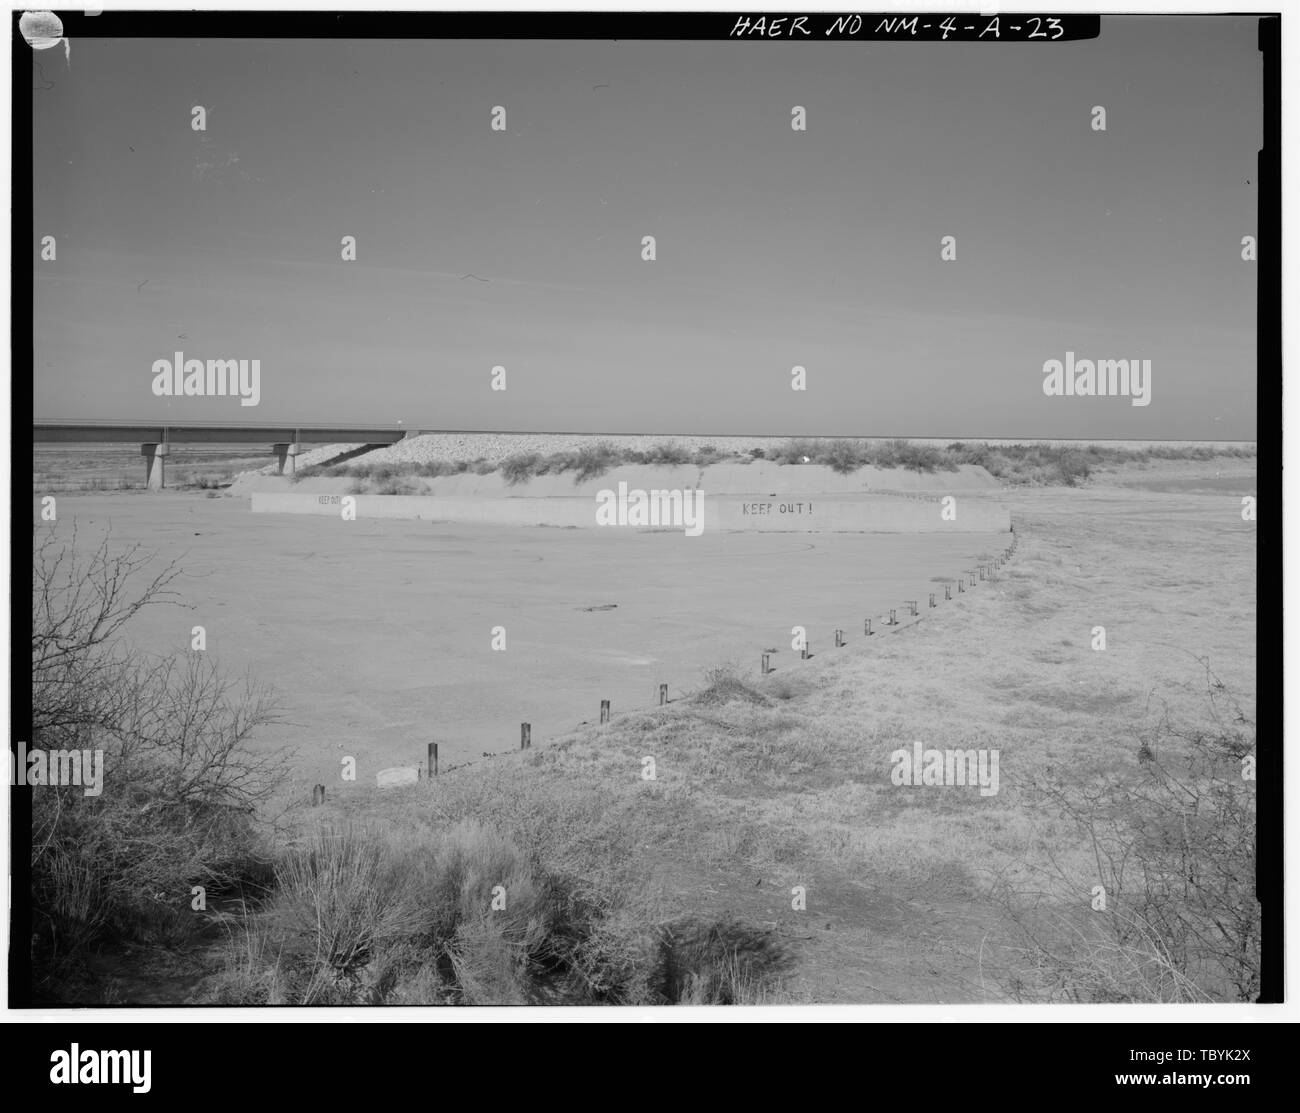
[864, 617, 873, 636]
[888, 609, 897, 626]
[659, 683, 669, 705]
[801, 643, 810, 660]
[312, 784, 325, 807]
[427, 742, 439, 777]
[520, 723, 531, 750]
[929, 593, 936, 608]
[600, 700, 611, 724]
[835, 629, 844, 647]
[945, 585, 952, 600]
[906, 600, 918, 617]
[761, 653, 771, 675]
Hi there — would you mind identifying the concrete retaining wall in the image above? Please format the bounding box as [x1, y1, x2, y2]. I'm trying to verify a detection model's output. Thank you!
[251, 491, 1010, 533]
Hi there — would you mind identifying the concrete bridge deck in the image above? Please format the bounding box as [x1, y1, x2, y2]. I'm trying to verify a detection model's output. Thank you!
[33, 421, 409, 489]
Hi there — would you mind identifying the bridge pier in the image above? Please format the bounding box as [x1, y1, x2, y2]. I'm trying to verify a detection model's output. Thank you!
[272, 442, 301, 477]
[140, 442, 168, 491]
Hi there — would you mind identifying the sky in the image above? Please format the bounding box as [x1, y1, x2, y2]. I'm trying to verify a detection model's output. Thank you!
[31, 18, 1261, 439]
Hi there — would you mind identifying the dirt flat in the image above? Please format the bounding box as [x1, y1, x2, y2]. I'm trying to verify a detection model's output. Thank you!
[35, 492, 1006, 788]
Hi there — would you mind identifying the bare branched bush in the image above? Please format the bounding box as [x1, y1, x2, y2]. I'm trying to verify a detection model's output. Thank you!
[992, 662, 1258, 1002]
[29, 526, 288, 998]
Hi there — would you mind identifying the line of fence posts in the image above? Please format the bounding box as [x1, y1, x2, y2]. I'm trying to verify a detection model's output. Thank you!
[390, 527, 1025, 784]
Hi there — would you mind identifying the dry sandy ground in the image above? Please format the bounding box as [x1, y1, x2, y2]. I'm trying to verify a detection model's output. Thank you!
[306, 457, 1257, 1004]
[39, 455, 1257, 1004]
[37, 492, 1006, 788]
[32, 455, 1252, 791]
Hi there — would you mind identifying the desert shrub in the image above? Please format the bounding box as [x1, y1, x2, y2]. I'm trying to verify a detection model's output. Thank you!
[289, 440, 1247, 491]
[33, 474, 142, 493]
[209, 817, 795, 1006]
[265, 439, 1262, 491]
[1055, 450, 1091, 487]
[980, 451, 1011, 478]
[769, 437, 822, 465]
[331, 460, 473, 482]
[867, 439, 901, 468]
[374, 477, 421, 495]
[535, 450, 577, 476]
[500, 453, 543, 485]
[646, 441, 692, 467]
[414, 460, 461, 479]
[823, 438, 867, 475]
[29, 528, 286, 1000]
[890, 440, 946, 472]
[946, 441, 990, 468]
[187, 473, 230, 490]
[571, 442, 620, 482]
[657, 915, 795, 1004]
[694, 664, 770, 707]
[335, 462, 375, 479]
[692, 445, 725, 467]
[994, 664, 1258, 1002]
[266, 827, 427, 1003]
[214, 824, 623, 1005]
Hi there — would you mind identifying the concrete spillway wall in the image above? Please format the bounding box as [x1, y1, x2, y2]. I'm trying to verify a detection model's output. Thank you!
[251, 491, 1011, 533]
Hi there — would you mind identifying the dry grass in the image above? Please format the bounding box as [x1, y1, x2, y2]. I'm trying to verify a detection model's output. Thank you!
[33, 445, 265, 493]
[298, 439, 1256, 489]
[269, 477, 1254, 1004]
[207, 819, 794, 1005]
[45, 466, 1255, 1005]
